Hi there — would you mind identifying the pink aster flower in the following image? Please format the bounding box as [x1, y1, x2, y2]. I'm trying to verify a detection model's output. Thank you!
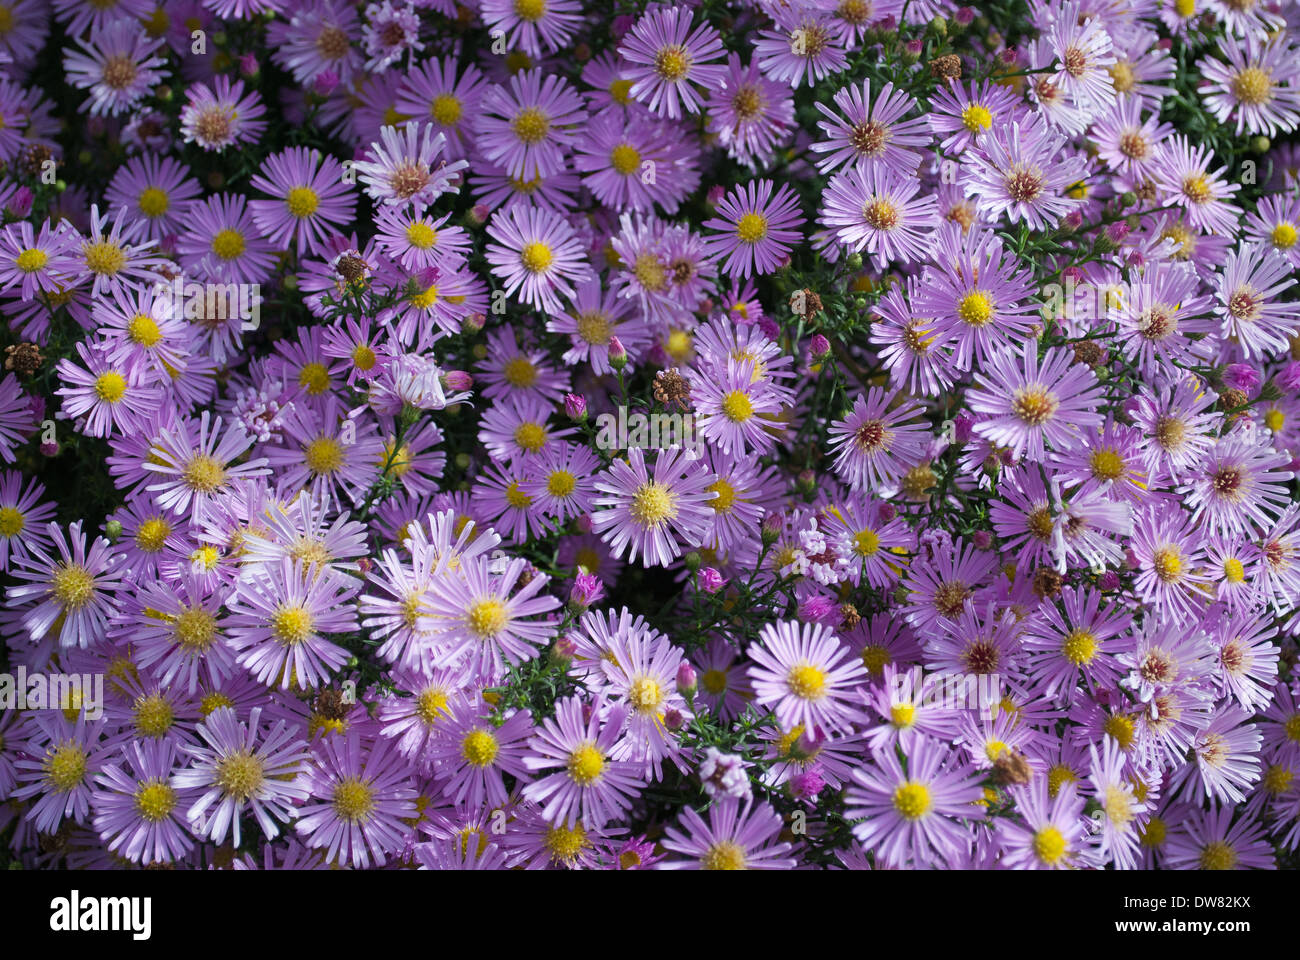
[248, 147, 358, 258]
[521, 695, 643, 828]
[174, 706, 311, 847]
[658, 797, 795, 869]
[618, 5, 727, 119]
[590, 446, 717, 568]
[968, 340, 1106, 462]
[353, 122, 468, 211]
[8, 520, 124, 649]
[63, 17, 168, 117]
[477, 68, 586, 180]
[811, 79, 930, 175]
[226, 558, 359, 690]
[91, 738, 198, 865]
[179, 74, 268, 152]
[819, 162, 939, 268]
[747, 619, 866, 735]
[1155, 135, 1242, 235]
[295, 732, 417, 868]
[484, 204, 592, 316]
[701, 179, 805, 279]
[826, 387, 930, 492]
[845, 735, 984, 867]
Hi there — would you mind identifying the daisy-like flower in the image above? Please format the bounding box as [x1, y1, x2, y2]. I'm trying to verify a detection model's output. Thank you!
[998, 775, 1092, 869]
[748, 620, 865, 735]
[77, 203, 168, 296]
[1244, 192, 1300, 267]
[12, 713, 121, 835]
[753, 3, 849, 90]
[477, 68, 586, 181]
[597, 623, 691, 779]
[1086, 733, 1149, 869]
[0, 470, 55, 573]
[1162, 803, 1275, 870]
[8, 520, 123, 649]
[572, 110, 698, 215]
[395, 57, 488, 163]
[1044, 2, 1116, 112]
[179, 74, 268, 152]
[1130, 376, 1222, 484]
[480, 0, 582, 56]
[353, 123, 468, 211]
[248, 147, 358, 258]
[105, 153, 202, 244]
[362, 0, 423, 70]
[0, 219, 79, 300]
[1215, 243, 1300, 359]
[618, 5, 727, 119]
[144, 411, 271, 519]
[1130, 498, 1212, 624]
[927, 78, 1022, 155]
[1155, 136, 1242, 235]
[226, 558, 359, 690]
[705, 53, 795, 167]
[827, 387, 929, 492]
[63, 17, 168, 117]
[431, 703, 534, 809]
[174, 706, 311, 847]
[1166, 705, 1262, 805]
[91, 738, 197, 865]
[268, 0, 362, 86]
[960, 118, 1089, 230]
[968, 340, 1105, 462]
[522, 695, 643, 828]
[846, 735, 984, 867]
[1200, 33, 1300, 137]
[819, 162, 939, 268]
[177, 192, 278, 285]
[126, 573, 235, 695]
[691, 357, 786, 456]
[1180, 433, 1293, 537]
[1023, 586, 1129, 704]
[521, 442, 600, 522]
[55, 340, 161, 440]
[701, 180, 805, 279]
[658, 797, 795, 870]
[810, 79, 930, 175]
[590, 446, 717, 568]
[484, 204, 592, 316]
[424, 555, 561, 678]
[1092, 97, 1174, 178]
[295, 732, 417, 868]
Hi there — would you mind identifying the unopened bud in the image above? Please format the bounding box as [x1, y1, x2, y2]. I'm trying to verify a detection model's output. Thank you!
[104, 520, 123, 543]
[810, 333, 832, 362]
[565, 393, 587, 422]
[441, 370, 473, 392]
[608, 336, 628, 370]
[676, 662, 697, 695]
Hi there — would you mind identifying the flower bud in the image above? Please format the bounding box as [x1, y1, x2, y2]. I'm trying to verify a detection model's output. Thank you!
[699, 567, 727, 594]
[810, 333, 832, 362]
[608, 336, 628, 370]
[682, 551, 701, 572]
[104, 520, 123, 543]
[564, 393, 588, 422]
[6, 186, 33, 219]
[761, 513, 783, 545]
[662, 707, 685, 731]
[441, 370, 473, 392]
[676, 662, 697, 695]
[239, 53, 259, 77]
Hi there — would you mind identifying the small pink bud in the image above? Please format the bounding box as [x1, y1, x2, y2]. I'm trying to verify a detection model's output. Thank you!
[564, 393, 587, 422]
[676, 662, 696, 694]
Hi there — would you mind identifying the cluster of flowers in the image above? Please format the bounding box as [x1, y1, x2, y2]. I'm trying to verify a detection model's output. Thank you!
[0, 0, 1298, 871]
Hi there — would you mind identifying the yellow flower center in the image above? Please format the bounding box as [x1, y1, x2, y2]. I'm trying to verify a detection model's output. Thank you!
[52, 564, 96, 609]
[1197, 840, 1238, 870]
[1033, 826, 1067, 864]
[431, 94, 462, 126]
[270, 605, 314, 645]
[467, 598, 508, 637]
[0, 506, 24, 537]
[215, 751, 264, 801]
[628, 676, 662, 713]
[513, 421, 547, 452]
[1271, 223, 1298, 249]
[135, 517, 171, 553]
[720, 389, 754, 422]
[405, 222, 437, 249]
[1062, 628, 1098, 665]
[135, 780, 177, 821]
[15, 248, 48, 272]
[94, 371, 128, 403]
[567, 743, 605, 784]
[1231, 67, 1272, 106]
[547, 470, 576, 497]
[461, 729, 499, 766]
[286, 186, 320, 218]
[304, 437, 345, 475]
[333, 777, 375, 822]
[83, 240, 127, 276]
[134, 693, 174, 737]
[45, 743, 88, 792]
[138, 186, 169, 218]
[654, 45, 690, 82]
[961, 104, 993, 132]
[511, 107, 550, 144]
[1090, 448, 1124, 480]
[735, 213, 768, 243]
[610, 143, 641, 175]
[173, 606, 217, 651]
[211, 228, 246, 260]
[700, 841, 747, 870]
[786, 663, 827, 700]
[892, 781, 931, 820]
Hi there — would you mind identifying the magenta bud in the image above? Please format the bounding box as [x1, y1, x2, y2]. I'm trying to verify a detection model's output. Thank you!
[555, 635, 578, 659]
[955, 5, 976, 24]
[878, 502, 898, 522]
[706, 184, 726, 207]
[441, 370, 473, 392]
[575, 513, 593, 534]
[239, 52, 259, 77]
[313, 70, 339, 97]
[6, 186, 33, 218]
[1097, 570, 1120, 591]
[39, 440, 57, 457]
[608, 336, 628, 370]
[469, 204, 491, 225]
[810, 333, 832, 362]
[568, 571, 604, 612]
[676, 662, 697, 694]
[662, 707, 685, 731]
[461, 312, 485, 334]
[356, 557, 373, 577]
[564, 393, 587, 422]
[972, 530, 993, 550]
[699, 567, 727, 594]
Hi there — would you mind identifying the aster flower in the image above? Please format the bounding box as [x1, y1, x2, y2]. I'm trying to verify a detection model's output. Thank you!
[1163, 803, 1275, 870]
[296, 732, 417, 868]
[701, 179, 805, 279]
[423, 554, 561, 678]
[63, 18, 168, 117]
[590, 446, 717, 568]
[267, 0, 362, 86]
[91, 738, 197, 865]
[1155, 136, 1242, 235]
[747, 620, 866, 735]
[521, 695, 643, 828]
[144, 411, 271, 519]
[1130, 499, 1212, 625]
[179, 74, 268, 152]
[1180, 433, 1293, 537]
[0, 470, 55, 573]
[480, 0, 582, 56]
[248, 147, 358, 258]
[431, 703, 534, 810]
[174, 706, 311, 847]
[1215, 243, 1300, 359]
[753, 4, 848, 90]
[998, 775, 1092, 869]
[0, 219, 80, 300]
[477, 68, 586, 181]
[618, 5, 726, 119]
[353, 123, 467, 211]
[1200, 33, 1300, 137]
[658, 797, 794, 870]
[226, 558, 359, 690]
[395, 57, 488, 163]
[960, 118, 1089, 230]
[819, 162, 939, 268]
[810, 79, 930, 175]
[484, 204, 592, 316]
[826, 387, 929, 492]
[968, 340, 1105, 462]
[705, 53, 795, 167]
[12, 712, 121, 835]
[846, 735, 984, 867]
[8, 520, 122, 649]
